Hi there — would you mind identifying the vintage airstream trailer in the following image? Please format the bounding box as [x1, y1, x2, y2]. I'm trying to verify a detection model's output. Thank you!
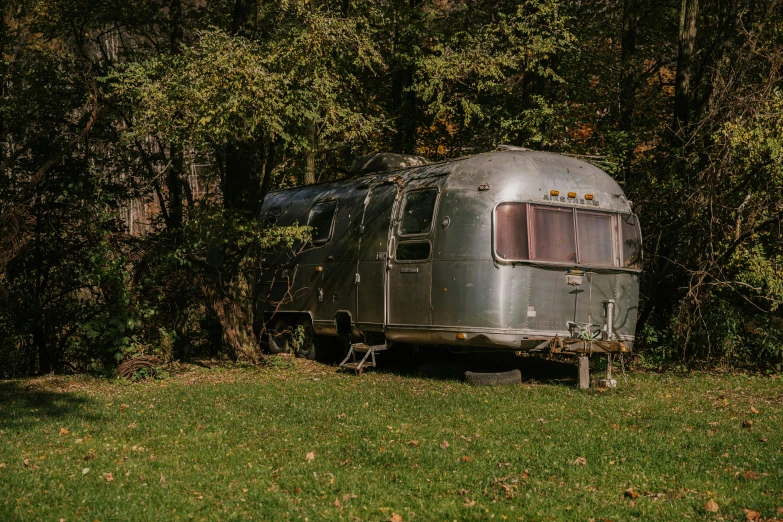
[257, 147, 642, 377]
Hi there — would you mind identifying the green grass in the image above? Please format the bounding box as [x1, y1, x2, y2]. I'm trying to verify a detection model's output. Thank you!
[1, 359, 781, 521]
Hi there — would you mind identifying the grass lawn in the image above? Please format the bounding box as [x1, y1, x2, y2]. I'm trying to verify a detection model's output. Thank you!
[1, 357, 782, 521]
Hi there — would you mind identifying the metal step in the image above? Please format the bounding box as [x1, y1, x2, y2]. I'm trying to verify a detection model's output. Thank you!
[339, 342, 387, 373]
[351, 343, 387, 352]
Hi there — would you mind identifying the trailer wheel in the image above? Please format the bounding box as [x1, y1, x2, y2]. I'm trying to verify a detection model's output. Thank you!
[464, 369, 522, 386]
[267, 318, 290, 354]
[294, 318, 319, 360]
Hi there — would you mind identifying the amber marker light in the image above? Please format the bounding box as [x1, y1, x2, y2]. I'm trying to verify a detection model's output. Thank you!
[567, 192, 576, 198]
[315, 266, 324, 272]
[584, 194, 594, 200]
[456, 333, 467, 340]
[550, 190, 560, 196]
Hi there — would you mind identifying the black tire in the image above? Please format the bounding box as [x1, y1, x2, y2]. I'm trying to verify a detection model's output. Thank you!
[464, 369, 522, 386]
[294, 318, 319, 360]
[267, 318, 290, 354]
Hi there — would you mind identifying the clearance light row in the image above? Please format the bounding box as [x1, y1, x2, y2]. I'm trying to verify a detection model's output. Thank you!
[550, 190, 593, 200]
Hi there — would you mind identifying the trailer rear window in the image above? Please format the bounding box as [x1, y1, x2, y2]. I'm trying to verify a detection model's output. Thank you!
[621, 213, 642, 268]
[399, 189, 438, 235]
[307, 200, 337, 243]
[493, 203, 641, 269]
[530, 205, 576, 263]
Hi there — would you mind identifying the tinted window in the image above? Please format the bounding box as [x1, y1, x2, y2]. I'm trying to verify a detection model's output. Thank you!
[400, 189, 438, 235]
[576, 210, 614, 266]
[307, 200, 337, 243]
[395, 241, 431, 261]
[495, 202, 529, 260]
[621, 213, 642, 268]
[530, 205, 576, 263]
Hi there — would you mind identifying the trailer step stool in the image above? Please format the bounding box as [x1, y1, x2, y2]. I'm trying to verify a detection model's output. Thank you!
[339, 343, 387, 374]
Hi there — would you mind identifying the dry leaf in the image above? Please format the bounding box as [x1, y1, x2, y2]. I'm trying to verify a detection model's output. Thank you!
[306, 451, 315, 462]
[743, 470, 759, 480]
[750, 407, 759, 415]
[624, 488, 640, 499]
[463, 498, 477, 507]
[23, 458, 30, 468]
[82, 468, 89, 475]
[744, 509, 761, 521]
[775, 506, 783, 515]
[120, 404, 128, 412]
[103, 472, 114, 482]
[521, 470, 530, 479]
[389, 513, 403, 522]
[337, 413, 346, 419]
[705, 499, 719, 512]
[342, 493, 356, 502]
[333, 497, 341, 508]
[127, 422, 137, 429]
[742, 419, 753, 429]
[405, 440, 419, 447]
[440, 440, 450, 449]
[83, 450, 97, 461]
[461, 455, 472, 463]
[59, 428, 69, 437]
[573, 456, 587, 466]
[612, 424, 620, 430]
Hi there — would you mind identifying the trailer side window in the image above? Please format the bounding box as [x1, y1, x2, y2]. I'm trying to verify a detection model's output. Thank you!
[529, 205, 576, 263]
[399, 189, 438, 235]
[576, 210, 614, 266]
[395, 241, 431, 261]
[621, 213, 642, 268]
[307, 200, 337, 243]
[494, 202, 529, 260]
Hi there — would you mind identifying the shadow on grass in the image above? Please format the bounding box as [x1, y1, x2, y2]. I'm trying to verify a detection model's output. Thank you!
[0, 380, 104, 431]
[375, 345, 578, 385]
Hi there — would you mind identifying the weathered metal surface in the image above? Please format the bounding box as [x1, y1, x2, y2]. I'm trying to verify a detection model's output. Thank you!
[259, 150, 641, 354]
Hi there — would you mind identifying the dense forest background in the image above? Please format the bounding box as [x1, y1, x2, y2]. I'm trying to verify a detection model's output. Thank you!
[1, 0, 782, 376]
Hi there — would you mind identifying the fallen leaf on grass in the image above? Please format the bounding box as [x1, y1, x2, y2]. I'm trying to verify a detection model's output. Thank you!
[306, 451, 315, 462]
[333, 497, 341, 508]
[103, 472, 114, 482]
[461, 456, 472, 463]
[705, 499, 719, 512]
[405, 440, 419, 447]
[521, 470, 530, 479]
[342, 493, 356, 502]
[612, 424, 619, 430]
[83, 450, 97, 461]
[744, 509, 760, 521]
[120, 404, 128, 412]
[743, 470, 759, 480]
[742, 419, 753, 429]
[59, 428, 69, 436]
[82, 468, 89, 475]
[337, 413, 346, 419]
[463, 498, 477, 507]
[440, 440, 450, 449]
[127, 422, 137, 429]
[389, 513, 403, 522]
[750, 406, 759, 415]
[573, 456, 587, 466]
[776, 506, 783, 515]
[23, 458, 29, 468]
[624, 488, 640, 499]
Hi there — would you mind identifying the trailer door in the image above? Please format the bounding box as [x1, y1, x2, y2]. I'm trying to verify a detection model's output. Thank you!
[387, 187, 439, 327]
[356, 183, 398, 328]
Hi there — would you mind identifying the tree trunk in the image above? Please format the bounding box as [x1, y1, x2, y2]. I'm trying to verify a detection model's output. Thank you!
[673, 0, 699, 142]
[619, 0, 638, 133]
[303, 122, 316, 185]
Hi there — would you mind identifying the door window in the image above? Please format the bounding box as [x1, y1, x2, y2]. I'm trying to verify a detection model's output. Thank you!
[399, 189, 438, 235]
[307, 200, 337, 243]
[395, 241, 431, 261]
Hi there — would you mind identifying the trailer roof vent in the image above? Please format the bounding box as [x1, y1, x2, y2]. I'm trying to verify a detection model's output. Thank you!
[496, 144, 531, 152]
[349, 152, 430, 174]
